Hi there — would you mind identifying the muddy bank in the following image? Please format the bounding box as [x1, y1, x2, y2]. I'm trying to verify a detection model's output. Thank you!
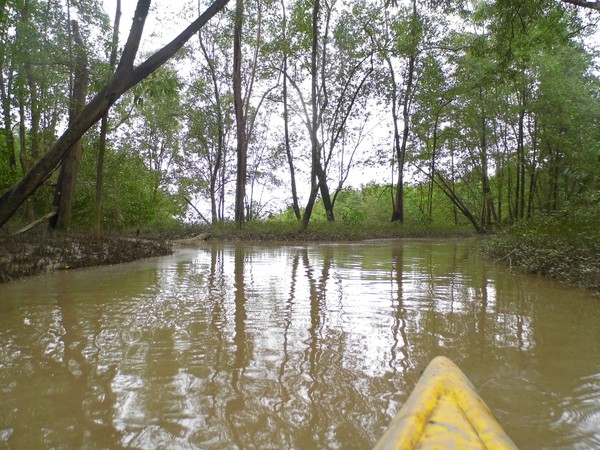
[0, 231, 173, 283]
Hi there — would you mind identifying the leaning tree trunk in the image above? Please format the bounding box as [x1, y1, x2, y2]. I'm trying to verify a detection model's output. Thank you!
[50, 20, 89, 230]
[0, 0, 230, 229]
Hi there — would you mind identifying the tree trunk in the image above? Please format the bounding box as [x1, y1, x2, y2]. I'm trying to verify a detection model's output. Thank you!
[301, 0, 322, 229]
[410, 159, 481, 233]
[428, 126, 437, 222]
[479, 104, 494, 231]
[283, 54, 301, 220]
[201, 37, 224, 224]
[526, 119, 538, 218]
[560, 0, 600, 11]
[233, 0, 247, 226]
[0, 0, 230, 229]
[301, 0, 335, 228]
[50, 20, 89, 230]
[515, 98, 526, 221]
[95, 0, 121, 236]
[0, 65, 16, 169]
[17, 80, 34, 223]
[391, 0, 418, 223]
[315, 1, 334, 222]
[281, 0, 300, 221]
[391, 51, 415, 223]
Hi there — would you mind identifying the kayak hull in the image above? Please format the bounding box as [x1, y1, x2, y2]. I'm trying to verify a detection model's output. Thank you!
[374, 356, 518, 449]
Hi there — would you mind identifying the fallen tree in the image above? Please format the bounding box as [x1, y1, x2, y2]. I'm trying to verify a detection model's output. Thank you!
[0, 0, 230, 229]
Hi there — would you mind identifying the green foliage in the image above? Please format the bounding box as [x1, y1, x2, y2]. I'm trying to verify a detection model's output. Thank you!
[206, 215, 471, 242]
[73, 146, 184, 231]
[481, 207, 600, 295]
[288, 0, 313, 52]
[0, 142, 20, 192]
[274, 183, 473, 233]
[1, 0, 598, 245]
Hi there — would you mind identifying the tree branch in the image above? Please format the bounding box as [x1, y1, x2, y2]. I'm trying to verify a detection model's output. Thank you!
[560, 0, 600, 11]
[0, 0, 230, 229]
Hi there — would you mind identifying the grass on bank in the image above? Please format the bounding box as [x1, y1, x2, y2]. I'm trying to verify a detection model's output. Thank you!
[177, 218, 476, 242]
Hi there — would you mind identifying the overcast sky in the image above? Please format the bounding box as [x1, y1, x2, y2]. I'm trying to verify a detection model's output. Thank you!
[102, 0, 201, 52]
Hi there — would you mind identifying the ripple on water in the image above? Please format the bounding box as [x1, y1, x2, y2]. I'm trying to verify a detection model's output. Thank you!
[1, 241, 599, 450]
[551, 374, 600, 448]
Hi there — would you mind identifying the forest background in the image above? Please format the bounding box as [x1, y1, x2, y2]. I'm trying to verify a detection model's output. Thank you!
[1, 0, 599, 230]
[0, 0, 599, 291]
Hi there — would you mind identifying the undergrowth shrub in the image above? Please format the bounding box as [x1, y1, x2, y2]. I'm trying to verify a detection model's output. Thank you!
[481, 210, 600, 296]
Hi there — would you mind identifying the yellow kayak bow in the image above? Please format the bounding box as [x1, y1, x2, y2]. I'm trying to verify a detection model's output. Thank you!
[374, 356, 518, 449]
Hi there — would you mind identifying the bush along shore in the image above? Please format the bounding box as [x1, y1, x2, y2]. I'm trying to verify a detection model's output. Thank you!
[0, 231, 172, 283]
[481, 211, 600, 298]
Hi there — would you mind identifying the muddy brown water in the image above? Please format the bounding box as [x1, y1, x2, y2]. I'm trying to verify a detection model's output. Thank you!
[0, 240, 598, 449]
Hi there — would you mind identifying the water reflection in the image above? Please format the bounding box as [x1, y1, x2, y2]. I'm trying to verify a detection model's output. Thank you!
[0, 240, 599, 449]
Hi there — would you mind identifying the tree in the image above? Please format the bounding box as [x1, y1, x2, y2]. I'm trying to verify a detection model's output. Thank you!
[560, 0, 600, 11]
[0, 2, 20, 195]
[0, 0, 230, 229]
[280, 0, 374, 228]
[233, 0, 247, 225]
[279, 0, 301, 220]
[181, 13, 234, 224]
[95, 0, 121, 236]
[50, 20, 89, 230]
[367, 0, 424, 223]
[128, 66, 182, 203]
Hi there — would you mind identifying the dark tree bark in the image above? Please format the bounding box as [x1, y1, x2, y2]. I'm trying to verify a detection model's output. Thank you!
[478, 89, 496, 230]
[391, 0, 418, 223]
[314, 1, 334, 223]
[0, 0, 14, 169]
[50, 20, 89, 230]
[301, 0, 335, 228]
[281, 0, 301, 221]
[301, 0, 322, 229]
[0, 0, 230, 229]
[410, 160, 482, 233]
[515, 102, 526, 221]
[0, 66, 16, 169]
[233, 0, 247, 226]
[427, 99, 452, 221]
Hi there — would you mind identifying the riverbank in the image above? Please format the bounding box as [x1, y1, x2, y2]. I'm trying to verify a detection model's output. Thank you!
[195, 220, 476, 242]
[2, 217, 598, 298]
[0, 222, 473, 283]
[0, 231, 173, 283]
[481, 212, 600, 298]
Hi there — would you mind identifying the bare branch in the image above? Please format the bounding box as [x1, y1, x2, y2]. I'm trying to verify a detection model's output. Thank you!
[561, 0, 600, 11]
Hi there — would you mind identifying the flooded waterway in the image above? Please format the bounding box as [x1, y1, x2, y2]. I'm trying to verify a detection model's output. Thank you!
[0, 239, 599, 449]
